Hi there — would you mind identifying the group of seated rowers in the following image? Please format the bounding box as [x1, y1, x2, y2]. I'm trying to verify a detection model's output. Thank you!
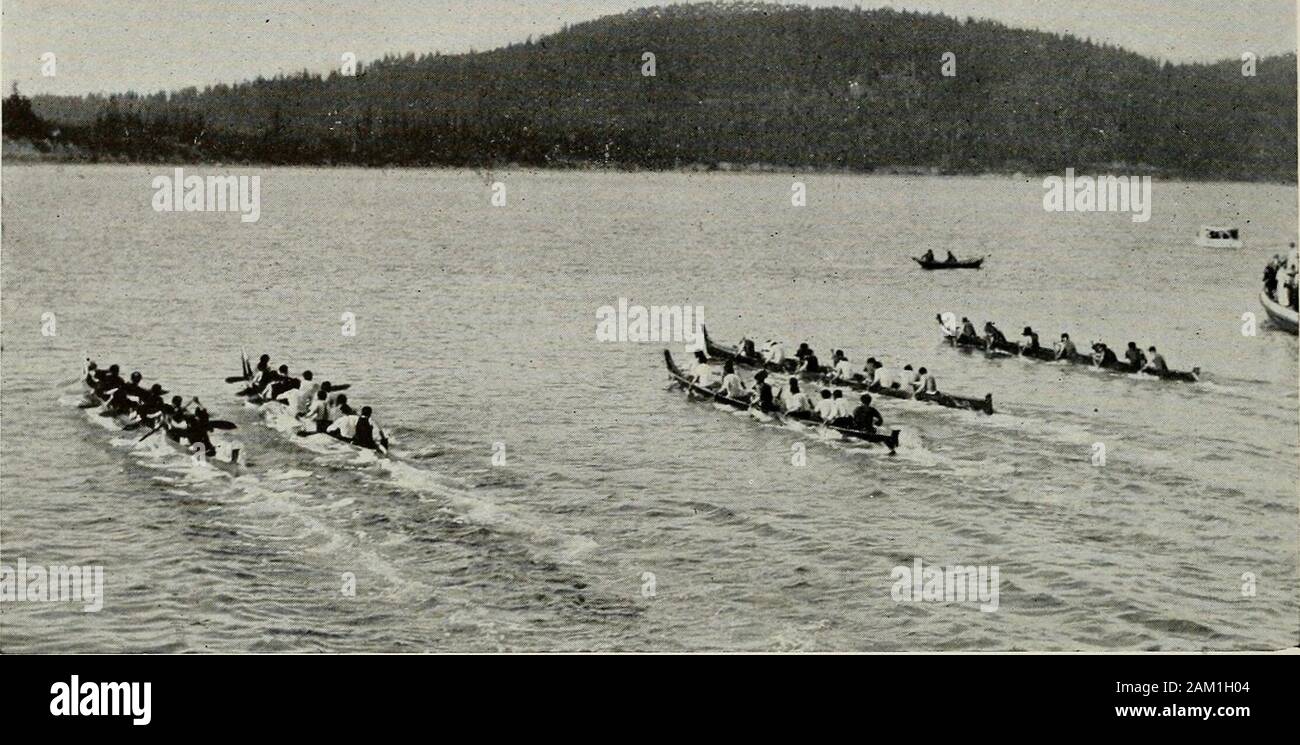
[84, 361, 222, 456]
[919, 249, 962, 264]
[242, 354, 388, 452]
[947, 316, 1171, 374]
[687, 352, 887, 433]
[737, 339, 943, 394]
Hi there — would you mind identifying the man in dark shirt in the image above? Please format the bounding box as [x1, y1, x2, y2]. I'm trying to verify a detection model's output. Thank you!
[851, 394, 883, 434]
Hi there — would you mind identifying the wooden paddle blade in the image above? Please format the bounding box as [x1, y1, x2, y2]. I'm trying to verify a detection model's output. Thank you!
[207, 420, 237, 430]
[224, 375, 247, 383]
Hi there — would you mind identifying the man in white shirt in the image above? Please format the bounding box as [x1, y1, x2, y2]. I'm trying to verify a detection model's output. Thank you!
[782, 379, 812, 413]
[765, 341, 786, 366]
[899, 365, 920, 391]
[814, 389, 837, 422]
[718, 362, 745, 398]
[688, 350, 714, 388]
[871, 364, 895, 390]
[831, 350, 854, 381]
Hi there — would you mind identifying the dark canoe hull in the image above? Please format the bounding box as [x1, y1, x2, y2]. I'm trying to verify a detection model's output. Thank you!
[700, 326, 994, 414]
[942, 333, 1200, 382]
[913, 257, 983, 270]
[1259, 290, 1299, 334]
[664, 351, 899, 453]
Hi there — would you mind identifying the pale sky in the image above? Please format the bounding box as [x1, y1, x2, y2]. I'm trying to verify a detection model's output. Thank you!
[2, 0, 1296, 97]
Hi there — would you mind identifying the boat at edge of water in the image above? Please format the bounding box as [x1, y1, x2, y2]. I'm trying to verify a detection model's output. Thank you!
[700, 325, 995, 415]
[664, 350, 900, 454]
[1259, 290, 1299, 334]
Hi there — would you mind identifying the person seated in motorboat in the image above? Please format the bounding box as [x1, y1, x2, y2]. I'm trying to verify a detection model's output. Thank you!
[781, 378, 813, 414]
[1142, 347, 1169, 375]
[982, 322, 1008, 349]
[738, 338, 758, 359]
[1055, 333, 1077, 360]
[718, 361, 746, 398]
[830, 389, 854, 426]
[920, 249, 936, 263]
[851, 394, 883, 434]
[1091, 343, 1118, 368]
[1123, 342, 1146, 372]
[1019, 326, 1040, 352]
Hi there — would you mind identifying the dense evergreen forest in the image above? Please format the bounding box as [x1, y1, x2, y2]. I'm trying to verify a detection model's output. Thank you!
[6, 2, 1297, 180]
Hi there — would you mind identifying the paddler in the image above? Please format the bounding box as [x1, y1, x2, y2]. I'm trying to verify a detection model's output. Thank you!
[1143, 346, 1169, 374]
[765, 340, 787, 367]
[830, 389, 854, 426]
[795, 347, 821, 375]
[688, 350, 715, 388]
[814, 389, 837, 422]
[921, 249, 935, 263]
[795, 343, 814, 361]
[93, 364, 126, 398]
[719, 361, 746, 398]
[851, 394, 883, 434]
[945, 250, 958, 264]
[1055, 333, 1077, 360]
[748, 370, 776, 412]
[738, 337, 758, 359]
[1019, 326, 1040, 352]
[186, 407, 218, 457]
[861, 357, 882, 385]
[958, 317, 979, 344]
[914, 367, 938, 395]
[306, 390, 333, 433]
[781, 378, 813, 414]
[265, 365, 300, 400]
[899, 364, 920, 391]
[1091, 343, 1118, 368]
[831, 350, 854, 381]
[983, 322, 1007, 349]
[1124, 342, 1146, 372]
[279, 370, 314, 414]
[329, 405, 387, 451]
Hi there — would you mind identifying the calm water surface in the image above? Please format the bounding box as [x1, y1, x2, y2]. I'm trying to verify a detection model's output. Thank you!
[1, 164, 1296, 651]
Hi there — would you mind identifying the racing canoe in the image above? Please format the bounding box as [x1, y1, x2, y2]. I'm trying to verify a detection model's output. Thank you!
[700, 326, 994, 415]
[665, 350, 900, 454]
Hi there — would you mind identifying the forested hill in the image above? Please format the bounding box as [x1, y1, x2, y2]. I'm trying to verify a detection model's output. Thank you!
[13, 2, 1299, 180]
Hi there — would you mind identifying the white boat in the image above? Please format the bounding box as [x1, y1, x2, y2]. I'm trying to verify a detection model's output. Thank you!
[1195, 225, 1242, 249]
[1259, 290, 1299, 334]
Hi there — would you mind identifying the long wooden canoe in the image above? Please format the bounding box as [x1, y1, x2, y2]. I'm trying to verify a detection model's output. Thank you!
[700, 326, 994, 415]
[938, 317, 1200, 382]
[664, 351, 900, 454]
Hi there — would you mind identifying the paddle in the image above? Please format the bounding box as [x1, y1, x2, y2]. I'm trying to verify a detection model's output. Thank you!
[224, 375, 248, 384]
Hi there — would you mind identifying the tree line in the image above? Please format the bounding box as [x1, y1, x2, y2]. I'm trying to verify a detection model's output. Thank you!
[7, 2, 1297, 180]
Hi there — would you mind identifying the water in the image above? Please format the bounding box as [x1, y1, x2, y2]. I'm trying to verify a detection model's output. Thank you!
[1, 164, 1295, 651]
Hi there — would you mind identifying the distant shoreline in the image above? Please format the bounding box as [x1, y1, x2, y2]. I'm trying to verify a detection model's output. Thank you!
[5, 138, 1295, 186]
